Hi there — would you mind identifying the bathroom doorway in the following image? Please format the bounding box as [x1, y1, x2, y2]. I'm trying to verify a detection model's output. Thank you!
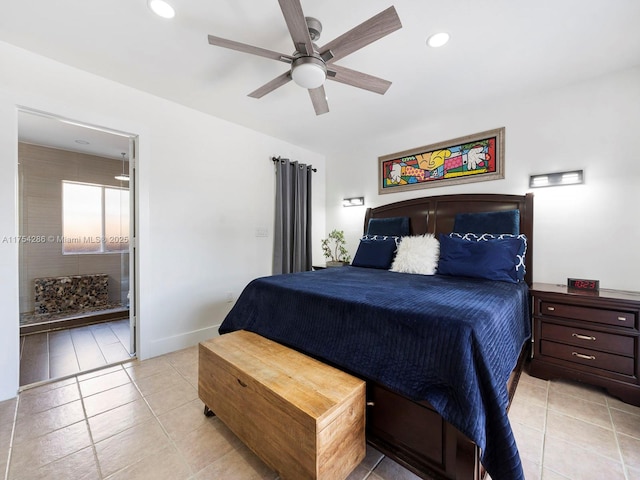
[17, 109, 138, 387]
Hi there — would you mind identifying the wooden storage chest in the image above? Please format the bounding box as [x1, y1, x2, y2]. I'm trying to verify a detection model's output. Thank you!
[198, 330, 366, 480]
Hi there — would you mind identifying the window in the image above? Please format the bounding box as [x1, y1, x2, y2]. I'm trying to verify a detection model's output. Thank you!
[62, 181, 129, 254]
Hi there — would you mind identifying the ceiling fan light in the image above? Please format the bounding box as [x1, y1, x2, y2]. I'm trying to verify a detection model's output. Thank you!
[148, 0, 175, 19]
[427, 32, 450, 48]
[292, 57, 327, 89]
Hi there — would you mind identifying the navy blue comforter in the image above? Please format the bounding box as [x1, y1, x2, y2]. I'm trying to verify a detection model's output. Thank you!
[219, 266, 531, 480]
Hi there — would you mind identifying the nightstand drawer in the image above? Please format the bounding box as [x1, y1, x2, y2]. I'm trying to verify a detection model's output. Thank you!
[540, 340, 635, 376]
[540, 323, 635, 357]
[540, 301, 636, 329]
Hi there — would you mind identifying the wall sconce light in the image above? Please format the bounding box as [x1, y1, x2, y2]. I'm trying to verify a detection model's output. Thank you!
[343, 197, 364, 207]
[529, 170, 584, 188]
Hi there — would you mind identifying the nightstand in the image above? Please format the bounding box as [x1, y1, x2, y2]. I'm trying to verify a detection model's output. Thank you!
[529, 283, 640, 406]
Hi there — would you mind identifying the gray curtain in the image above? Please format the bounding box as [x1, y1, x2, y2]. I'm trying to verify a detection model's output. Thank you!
[273, 158, 313, 274]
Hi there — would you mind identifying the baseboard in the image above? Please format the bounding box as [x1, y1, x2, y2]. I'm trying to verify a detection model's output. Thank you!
[140, 324, 221, 360]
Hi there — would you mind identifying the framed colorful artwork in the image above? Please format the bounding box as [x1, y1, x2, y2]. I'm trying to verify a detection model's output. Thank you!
[378, 127, 505, 194]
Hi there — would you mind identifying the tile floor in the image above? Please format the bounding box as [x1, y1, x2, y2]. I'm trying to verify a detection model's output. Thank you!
[19, 320, 131, 386]
[1, 346, 639, 480]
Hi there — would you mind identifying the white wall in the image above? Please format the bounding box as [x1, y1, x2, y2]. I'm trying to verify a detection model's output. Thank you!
[325, 66, 640, 292]
[0, 41, 326, 401]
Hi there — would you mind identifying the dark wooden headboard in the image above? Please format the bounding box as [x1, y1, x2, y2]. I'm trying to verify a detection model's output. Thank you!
[364, 193, 534, 285]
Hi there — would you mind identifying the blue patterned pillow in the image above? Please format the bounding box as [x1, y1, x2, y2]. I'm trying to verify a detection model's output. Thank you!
[439, 233, 527, 283]
[352, 235, 400, 269]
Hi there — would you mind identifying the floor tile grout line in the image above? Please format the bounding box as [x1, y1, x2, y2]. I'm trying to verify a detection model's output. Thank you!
[609, 403, 640, 421]
[5, 352, 193, 480]
[79, 366, 130, 400]
[542, 429, 630, 473]
[108, 321, 130, 357]
[107, 320, 128, 353]
[88, 326, 109, 369]
[549, 390, 608, 407]
[363, 453, 385, 479]
[112, 320, 132, 354]
[19, 320, 133, 392]
[545, 379, 640, 429]
[538, 377, 550, 475]
[82, 366, 151, 479]
[544, 404, 617, 432]
[68, 326, 86, 382]
[547, 380, 611, 407]
[146, 351, 227, 477]
[48, 329, 80, 380]
[120, 360, 200, 478]
[91, 324, 115, 366]
[542, 383, 632, 479]
[92, 322, 130, 362]
[74, 375, 106, 480]
[606, 397, 631, 480]
[11, 386, 102, 479]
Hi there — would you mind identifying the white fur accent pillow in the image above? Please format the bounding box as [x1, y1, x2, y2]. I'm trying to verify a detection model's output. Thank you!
[390, 234, 440, 275]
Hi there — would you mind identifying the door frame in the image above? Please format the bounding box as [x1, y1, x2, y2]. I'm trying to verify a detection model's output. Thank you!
[16, 106, 140, 372]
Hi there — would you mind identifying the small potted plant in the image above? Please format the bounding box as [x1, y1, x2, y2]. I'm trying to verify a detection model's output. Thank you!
[321, 229, 351, 267]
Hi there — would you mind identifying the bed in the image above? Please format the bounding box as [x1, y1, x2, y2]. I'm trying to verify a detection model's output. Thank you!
[218, 193, 534, 480]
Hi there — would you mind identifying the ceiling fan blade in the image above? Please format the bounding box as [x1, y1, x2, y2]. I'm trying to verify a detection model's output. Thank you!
[278, 0, 314, 56]
[327, 65, 392, 95]
[248, 71, 292, 98]
[208, 35, 293, 64]
[319, 6, 402, 64]
[308, 86, 329, 115]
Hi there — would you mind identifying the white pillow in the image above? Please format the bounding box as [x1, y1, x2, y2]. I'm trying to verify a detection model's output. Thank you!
[390, 234, 440, 275]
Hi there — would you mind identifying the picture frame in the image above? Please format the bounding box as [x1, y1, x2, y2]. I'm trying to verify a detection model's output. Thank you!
[378, 127, 505, 194]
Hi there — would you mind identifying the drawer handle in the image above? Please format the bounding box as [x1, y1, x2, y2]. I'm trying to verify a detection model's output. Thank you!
[572, 333, 596, 341]
[547, 306, 555, 311]
[237, 378, 248, 388]
[618, 316, 627, 322]
[572, 352, 596, 361]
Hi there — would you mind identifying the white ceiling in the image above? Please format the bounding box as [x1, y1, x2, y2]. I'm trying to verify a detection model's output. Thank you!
[18, 111, 131, 160]
[4, 0, 640, 157]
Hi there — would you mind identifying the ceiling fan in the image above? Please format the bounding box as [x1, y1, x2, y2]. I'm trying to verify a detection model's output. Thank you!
[207, 0, 402, 115]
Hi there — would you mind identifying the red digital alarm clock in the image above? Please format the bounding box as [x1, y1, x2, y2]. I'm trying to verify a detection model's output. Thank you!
[567, 278, 599, 292]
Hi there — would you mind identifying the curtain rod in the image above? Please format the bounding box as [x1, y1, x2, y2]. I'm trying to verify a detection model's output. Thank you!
[272, 156, 317, 172]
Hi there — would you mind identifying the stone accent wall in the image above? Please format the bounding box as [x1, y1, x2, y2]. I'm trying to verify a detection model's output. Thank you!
[34, 274, 109, 315]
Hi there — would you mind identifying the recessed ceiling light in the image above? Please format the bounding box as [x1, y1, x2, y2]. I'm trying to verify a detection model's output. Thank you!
[148, 0, 175, 19]
[427, 32, 450, 48]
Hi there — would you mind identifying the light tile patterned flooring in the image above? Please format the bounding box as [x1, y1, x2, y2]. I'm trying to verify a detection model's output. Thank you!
[1, 345, 639, 480]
